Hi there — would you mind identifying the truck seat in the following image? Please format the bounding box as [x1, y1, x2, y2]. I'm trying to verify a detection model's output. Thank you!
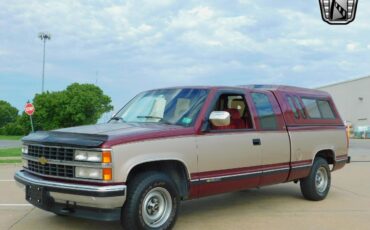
[226, 108, 245, 129]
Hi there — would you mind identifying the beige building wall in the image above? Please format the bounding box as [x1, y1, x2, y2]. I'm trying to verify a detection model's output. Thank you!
[317, 76, 370, 127]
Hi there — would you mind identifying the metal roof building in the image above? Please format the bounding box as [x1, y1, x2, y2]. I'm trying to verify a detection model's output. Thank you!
[317, 76, 370, 128]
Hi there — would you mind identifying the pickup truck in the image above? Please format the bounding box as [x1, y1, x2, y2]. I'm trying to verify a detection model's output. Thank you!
[15, 85, 350, 230]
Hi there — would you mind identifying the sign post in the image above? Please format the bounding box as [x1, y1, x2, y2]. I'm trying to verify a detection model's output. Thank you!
[25, 102, 35, 132]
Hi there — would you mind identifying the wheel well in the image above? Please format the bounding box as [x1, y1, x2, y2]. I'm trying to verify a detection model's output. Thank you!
[126, 160, 190, 200]
[315, 150, 335, 165]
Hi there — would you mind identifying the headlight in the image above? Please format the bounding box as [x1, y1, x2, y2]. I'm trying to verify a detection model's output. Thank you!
[74, 150, 102, 162]
[75, 167, 102, 180]
[22, 145, 28, 154]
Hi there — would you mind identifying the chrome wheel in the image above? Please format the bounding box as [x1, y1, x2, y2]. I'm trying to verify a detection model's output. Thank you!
[141, 187, 173, 228]
[315, 167, 328, 193]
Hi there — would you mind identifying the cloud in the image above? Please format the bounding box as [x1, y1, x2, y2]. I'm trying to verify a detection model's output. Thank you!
[292, 65, 305, 72]
[346, 43, 359, 52]
[291, 39, 324, 47]
[169, 6, 215, 29]
[1, 0, 370, 113]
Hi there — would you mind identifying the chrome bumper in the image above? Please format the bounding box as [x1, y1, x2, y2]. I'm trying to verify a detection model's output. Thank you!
[14, 170, 126, 210]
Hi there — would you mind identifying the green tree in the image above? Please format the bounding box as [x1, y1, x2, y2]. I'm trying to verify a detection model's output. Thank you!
[20, 83, 113, 132]
[0, 117, 26, 135]
[0, 100, 19, 128]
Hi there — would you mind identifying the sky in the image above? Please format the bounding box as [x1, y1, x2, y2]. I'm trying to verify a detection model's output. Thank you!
[1, 0, 369, 121]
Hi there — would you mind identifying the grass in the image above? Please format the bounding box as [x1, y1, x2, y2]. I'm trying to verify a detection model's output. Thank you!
[0, 148, 22, 157]
[0, 159, 22, 164]
[0, 135, 23, 140]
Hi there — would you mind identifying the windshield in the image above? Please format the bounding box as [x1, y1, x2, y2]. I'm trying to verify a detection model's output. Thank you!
[111, 88, 209, 126]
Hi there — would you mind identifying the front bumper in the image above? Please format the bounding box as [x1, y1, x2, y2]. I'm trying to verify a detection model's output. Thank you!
[14, 170, 126, 221]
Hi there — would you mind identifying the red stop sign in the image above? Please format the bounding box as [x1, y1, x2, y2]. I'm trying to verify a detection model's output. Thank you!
[25, 103, 35, 116]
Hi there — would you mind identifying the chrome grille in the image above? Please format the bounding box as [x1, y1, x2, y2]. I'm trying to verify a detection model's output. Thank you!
[27, 160, 74, 178]
[28, 145, 74, 161]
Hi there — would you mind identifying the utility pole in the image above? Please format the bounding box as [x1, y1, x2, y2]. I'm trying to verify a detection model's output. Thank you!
[38, 32, 51, 93]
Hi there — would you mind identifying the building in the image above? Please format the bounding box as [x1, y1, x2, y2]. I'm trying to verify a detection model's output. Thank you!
[317, 76, 370, 129]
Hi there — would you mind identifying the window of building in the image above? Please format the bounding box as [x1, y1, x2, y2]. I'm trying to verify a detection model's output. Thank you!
[251, 93, 278, 130]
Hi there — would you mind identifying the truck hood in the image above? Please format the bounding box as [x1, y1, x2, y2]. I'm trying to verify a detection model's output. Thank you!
[22, 123, 194, 148]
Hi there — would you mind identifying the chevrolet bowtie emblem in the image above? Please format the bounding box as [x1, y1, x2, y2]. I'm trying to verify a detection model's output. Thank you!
[39, 157, 48, 165]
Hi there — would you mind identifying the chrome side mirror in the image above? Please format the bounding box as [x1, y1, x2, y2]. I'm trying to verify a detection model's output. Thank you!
[209, 111, 230, 127]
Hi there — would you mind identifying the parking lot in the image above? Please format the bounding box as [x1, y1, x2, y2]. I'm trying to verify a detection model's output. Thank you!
[1, 140, 369, 230]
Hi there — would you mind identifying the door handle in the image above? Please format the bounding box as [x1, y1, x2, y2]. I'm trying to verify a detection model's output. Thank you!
[253, 138, 261, 146]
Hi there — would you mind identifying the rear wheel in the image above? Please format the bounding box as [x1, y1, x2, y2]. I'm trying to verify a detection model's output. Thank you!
[121, 172, 179, 230]
[300, 157, 331, 201]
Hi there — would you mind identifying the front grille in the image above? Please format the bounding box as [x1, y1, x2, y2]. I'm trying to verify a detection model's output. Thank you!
[28, 145, 74, 161]
[27, 160, 74, 178]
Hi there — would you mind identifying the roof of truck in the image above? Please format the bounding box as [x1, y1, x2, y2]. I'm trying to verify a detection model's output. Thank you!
[154, 85, 329, 96]
[241, 84, 329, 95]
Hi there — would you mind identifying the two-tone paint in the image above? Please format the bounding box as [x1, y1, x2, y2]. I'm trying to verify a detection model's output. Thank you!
[19, 85, 348, 204]
[96, 85, 348, 199]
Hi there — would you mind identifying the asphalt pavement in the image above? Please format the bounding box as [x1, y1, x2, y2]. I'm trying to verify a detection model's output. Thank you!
[0, 140, 21, 149]
[0, 139, 369, 230]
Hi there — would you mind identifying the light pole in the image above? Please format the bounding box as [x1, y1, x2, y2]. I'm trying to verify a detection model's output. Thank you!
[38, 32, 51, 93]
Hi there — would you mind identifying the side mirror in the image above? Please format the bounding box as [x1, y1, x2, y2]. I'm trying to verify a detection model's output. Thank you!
[209, 111, 230, 127]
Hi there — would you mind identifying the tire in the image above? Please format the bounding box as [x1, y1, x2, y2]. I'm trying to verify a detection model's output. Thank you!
[121, 172, 180, 230]
[300, 157, 331, 201]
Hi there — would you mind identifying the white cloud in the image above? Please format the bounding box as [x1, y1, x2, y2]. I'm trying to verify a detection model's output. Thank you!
[346, 43, 359, 52]
[292, 39, 324, 47]
[169, 6, 215, 29]
[292, 65, 305, 72]
[257, 64, 269, 69]
[168, 6, 256, 49]
[1, 0, 370, 112]
[0, 48, 8, 56]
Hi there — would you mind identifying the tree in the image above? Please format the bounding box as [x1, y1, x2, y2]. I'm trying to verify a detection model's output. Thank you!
[0, 117, 26, 135]
[20, 83, 113, 132]
[0, 100, 19, 128]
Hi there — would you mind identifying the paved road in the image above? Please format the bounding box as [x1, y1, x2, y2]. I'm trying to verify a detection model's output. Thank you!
[1, 140, 369, 230]
[0, 140, 21, 149]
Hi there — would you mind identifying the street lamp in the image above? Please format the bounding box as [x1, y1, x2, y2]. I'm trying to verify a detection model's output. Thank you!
[38, 32, 51, 93]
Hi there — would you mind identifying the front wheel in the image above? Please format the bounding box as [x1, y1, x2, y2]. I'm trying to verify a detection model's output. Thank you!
[300, 157, 331, 201]
[121, 172, 179, 230]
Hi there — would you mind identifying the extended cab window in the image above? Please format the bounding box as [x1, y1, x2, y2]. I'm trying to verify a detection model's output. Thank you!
[251, 93, 277, 130]
[302, 98, 336, 119]
[294, 96, 307, 119]
[318, 100, 336, 119]
[287, 96, 299, 119]
[302, 98, 321, 118]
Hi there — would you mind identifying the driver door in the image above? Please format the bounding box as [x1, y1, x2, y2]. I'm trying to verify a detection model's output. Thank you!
[194, 89, 262, 197]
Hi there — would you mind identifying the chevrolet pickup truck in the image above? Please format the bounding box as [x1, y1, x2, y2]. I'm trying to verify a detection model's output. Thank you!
[15, 85, 350, 230]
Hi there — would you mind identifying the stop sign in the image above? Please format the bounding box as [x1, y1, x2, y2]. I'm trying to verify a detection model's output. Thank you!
[25, 103, 35, 116]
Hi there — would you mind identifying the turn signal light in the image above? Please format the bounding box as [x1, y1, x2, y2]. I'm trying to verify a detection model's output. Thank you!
[102, 151, 112, 163]
[103, 168, 112, 181]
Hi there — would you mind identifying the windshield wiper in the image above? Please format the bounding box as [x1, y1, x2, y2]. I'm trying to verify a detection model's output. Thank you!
[137, 116, 173, 125]
[109, 116, 125, 122]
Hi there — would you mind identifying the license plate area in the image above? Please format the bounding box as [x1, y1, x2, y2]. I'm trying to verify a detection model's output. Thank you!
[26, 185, 45, 206]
